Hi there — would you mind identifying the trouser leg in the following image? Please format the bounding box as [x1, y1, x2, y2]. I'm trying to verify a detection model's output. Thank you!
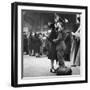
[57, 51, 65, 67]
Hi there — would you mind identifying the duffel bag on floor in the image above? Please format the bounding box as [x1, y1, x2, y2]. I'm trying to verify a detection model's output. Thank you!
[56, 67, 72, 75]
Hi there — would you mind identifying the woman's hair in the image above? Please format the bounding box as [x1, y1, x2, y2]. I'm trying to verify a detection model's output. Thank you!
[48, 23, 55, 30]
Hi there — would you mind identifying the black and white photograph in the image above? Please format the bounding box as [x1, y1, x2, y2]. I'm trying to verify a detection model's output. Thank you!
[11, 2, 88, 87]
[22, 10, 80, 77]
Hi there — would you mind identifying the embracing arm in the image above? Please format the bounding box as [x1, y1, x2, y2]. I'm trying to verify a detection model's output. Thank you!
[53, 32, 62, 43]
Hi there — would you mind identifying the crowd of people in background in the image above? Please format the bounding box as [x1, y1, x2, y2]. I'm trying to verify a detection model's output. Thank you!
[23, 31, 49, 57]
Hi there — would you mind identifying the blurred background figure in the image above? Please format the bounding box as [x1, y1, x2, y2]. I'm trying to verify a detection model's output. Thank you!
[23, 32, 29, 55]
[28, 32, 33, 56]
[34, 33, 42, 57]
[64, 32, 72, 61]
[29, 32, 36, 56]
[70, 14, 80, 67]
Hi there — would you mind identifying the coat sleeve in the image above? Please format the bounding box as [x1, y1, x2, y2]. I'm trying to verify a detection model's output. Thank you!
[53, 32, 62, 43]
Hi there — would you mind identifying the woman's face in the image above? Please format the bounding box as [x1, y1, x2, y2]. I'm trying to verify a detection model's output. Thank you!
[54, 16, 59, 22]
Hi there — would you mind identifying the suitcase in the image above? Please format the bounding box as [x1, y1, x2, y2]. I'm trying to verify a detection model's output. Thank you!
[56, 67, 72, 75]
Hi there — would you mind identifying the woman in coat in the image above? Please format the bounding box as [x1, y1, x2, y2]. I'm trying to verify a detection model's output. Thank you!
[47, 23, 58, 73]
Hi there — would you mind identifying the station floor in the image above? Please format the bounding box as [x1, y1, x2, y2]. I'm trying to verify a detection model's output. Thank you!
[23, 55, 80, 77]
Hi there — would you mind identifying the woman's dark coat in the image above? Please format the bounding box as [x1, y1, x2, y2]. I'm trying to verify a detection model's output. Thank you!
[47, 23, 58, 60]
